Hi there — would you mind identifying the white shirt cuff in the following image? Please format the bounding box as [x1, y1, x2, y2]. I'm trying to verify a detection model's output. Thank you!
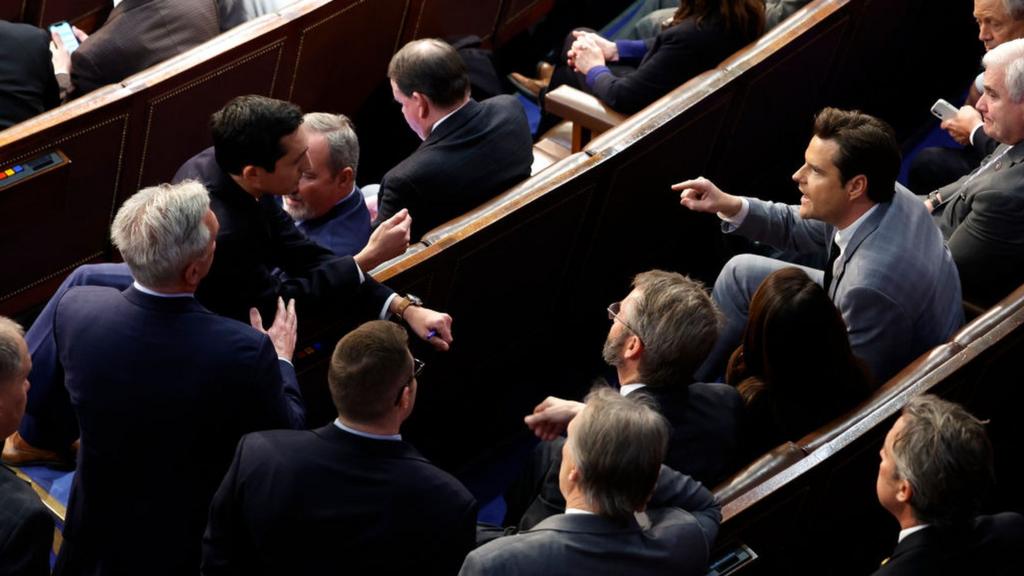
[380, 293, 399, 320]
[719, 197, 750, 226]
[278, 356, 293, 367]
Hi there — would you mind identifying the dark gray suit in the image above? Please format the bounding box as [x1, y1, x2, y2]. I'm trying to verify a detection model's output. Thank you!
[932, 143, 1024, 307]
[462, 466, 720, 576]
[707, 187, 963, 383]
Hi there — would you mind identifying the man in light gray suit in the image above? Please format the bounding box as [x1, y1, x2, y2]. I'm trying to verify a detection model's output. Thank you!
[926, 37, 1024, 308]
[675, 108, 963, 384]
[460, 387, 720, 576]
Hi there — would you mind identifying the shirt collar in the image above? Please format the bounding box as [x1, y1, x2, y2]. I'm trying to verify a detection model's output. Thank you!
[132, 281, 194, 298]
[430, 100, 469, 133]
[834, 203, 879, 255]
[333, 418, 402, 442]
[619, 383, 647, 397]
[565, 508, 596, 515]
[897, 524, 930, 543]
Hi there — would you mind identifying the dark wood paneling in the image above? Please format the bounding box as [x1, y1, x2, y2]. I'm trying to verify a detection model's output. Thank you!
[402, 0, 502, 44]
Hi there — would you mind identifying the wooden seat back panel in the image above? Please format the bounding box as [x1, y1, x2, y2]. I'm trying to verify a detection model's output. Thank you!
[402, 0, 502, 44]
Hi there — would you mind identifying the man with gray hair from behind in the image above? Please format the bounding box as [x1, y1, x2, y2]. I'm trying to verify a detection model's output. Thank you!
[51, 180, 305, 576]
[926, 36, 1024, 307]
[461, 386, 721, 576]
[872, 394, 1024, 575]
[0, 317, 53, 575]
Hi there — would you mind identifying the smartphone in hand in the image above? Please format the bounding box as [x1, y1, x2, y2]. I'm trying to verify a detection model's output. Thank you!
[930, 99, 959, 122]
[49, 21, 80, 53]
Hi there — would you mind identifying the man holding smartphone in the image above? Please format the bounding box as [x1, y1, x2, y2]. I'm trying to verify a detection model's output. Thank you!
[48, 0, 219, 99]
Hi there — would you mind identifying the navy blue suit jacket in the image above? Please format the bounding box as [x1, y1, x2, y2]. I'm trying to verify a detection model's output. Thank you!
[203, 424, 477, 575]
[375, 96, 533, 240]
[52, 286, 303, 576]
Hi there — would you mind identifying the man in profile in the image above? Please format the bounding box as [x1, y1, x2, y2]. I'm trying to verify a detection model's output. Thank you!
[52, 181, 303, 576]
[0, 317, 52, 576]
[379, 38, 533, 239]
[873, 394, 1024, 575]
[504, 270, 741, 531]
[461, 387, 721, 576]
[676, 107, 962, 383]
[282, 111, 411, 260]
[203, 320, 477, 575]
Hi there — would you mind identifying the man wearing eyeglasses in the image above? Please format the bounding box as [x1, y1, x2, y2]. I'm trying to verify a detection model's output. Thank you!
[501, 270, 742, 533]
[202, 320, 477, 576]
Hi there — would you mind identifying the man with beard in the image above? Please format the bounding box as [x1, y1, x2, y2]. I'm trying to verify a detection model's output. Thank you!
[500, 270, 742, 533]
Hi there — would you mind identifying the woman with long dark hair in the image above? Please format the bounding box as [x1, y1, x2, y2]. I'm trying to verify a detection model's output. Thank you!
[726, 267, 873, 459]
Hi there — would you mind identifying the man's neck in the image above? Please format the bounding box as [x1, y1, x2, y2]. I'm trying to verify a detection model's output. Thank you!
[834, 200, 876, 231]
[617, 364, 641, 386]
[336, 414, 400, 437]
[424, 97, 470, 138]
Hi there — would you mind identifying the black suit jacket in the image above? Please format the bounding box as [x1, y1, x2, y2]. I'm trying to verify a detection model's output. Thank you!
[590, 12, 757, 114]
[507, 382, 742, 531]
[174, 147, 392, 324]
[375, 96, 533, 240]
[67, 0, 219, 97]
[203, 424, 478, 576]
[0, 465, 53, 576]
[52, 286, 304, 576]
[0, 20, 60, 130]
[872, 514, 1024, 576]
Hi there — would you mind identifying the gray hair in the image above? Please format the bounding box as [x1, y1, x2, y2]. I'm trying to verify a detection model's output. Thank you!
[0, 317, 25, 384]
[111, 181, 212, 288]
[890, 395, 993, 526]
[568, 386, 669, 523]
[628, 270, 720, 388]
[1004, 0, 1024, 20]
[983, 37, 1024, 102]
[303, 112, 360, 178]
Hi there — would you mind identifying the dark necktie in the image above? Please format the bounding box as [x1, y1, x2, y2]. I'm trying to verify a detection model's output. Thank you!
[823, 238, 840, 293]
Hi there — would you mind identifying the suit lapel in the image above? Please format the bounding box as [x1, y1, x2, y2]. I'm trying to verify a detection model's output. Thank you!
[829, 201, 888, 298]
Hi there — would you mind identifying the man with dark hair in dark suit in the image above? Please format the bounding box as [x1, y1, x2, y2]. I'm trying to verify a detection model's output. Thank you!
[0, 20, 60, 129]
[203, 320, 477, 575]
[873, 395, 1024, 575]
[0, 316, 52, 576]
[379, 38, 533, 240]
[502, 270, 741, 533]
[48, 0, 219, 98]
[52, 181, 304, 576]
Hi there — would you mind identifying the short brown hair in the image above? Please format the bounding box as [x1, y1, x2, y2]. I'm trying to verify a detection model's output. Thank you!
[630, 271, 720, 388]
[388, 39, 470, 108]
[812, 107, 900, 203]
[569, 386, 669, 523]
[328, 321, 412, 423]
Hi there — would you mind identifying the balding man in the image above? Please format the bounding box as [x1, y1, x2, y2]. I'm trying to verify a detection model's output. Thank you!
[379, 39, 533, 240]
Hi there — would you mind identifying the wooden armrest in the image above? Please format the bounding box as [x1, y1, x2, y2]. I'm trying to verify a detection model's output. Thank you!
[544, 85, 627, 151]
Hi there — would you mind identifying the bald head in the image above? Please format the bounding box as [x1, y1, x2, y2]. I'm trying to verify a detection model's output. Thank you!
[0, 317, 29, 438]
[388, 38, 470, 108]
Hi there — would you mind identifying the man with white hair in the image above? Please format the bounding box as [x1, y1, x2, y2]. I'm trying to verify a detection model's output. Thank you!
[909, 0, 1024, 192]
[926, 37, 1024, 306]
[51, 181, 304, 576]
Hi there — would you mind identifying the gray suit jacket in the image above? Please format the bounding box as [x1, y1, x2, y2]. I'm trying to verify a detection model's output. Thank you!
[732, 187, 963, 382]
[461, 466, 720, 576]
[933, 143, 1024, 307]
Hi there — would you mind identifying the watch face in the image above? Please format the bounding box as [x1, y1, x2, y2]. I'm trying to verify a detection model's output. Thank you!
[406, 293, 423, 306]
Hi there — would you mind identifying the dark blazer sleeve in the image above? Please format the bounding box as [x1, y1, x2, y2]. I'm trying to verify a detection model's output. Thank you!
[969, 130, 999, 163]
[202, 435, 250, 576]
[375, 173, 415, 226]
[944, 184, 1024, 303]
[0, 471, 54, 576]
[69, 45, 107, 97]
[590, 19, 725, 114]
[648, 465, 721, 544]
[242, 336, 305, 430]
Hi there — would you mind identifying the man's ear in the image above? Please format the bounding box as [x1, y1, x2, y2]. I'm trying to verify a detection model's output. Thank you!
[623, 333, 643, 361]
[412, 91, 430, 120]
[896, 478, 913, 505]
[335, 166, 355, 192]
[846, 174, 868, 202]
[182, 259, 203, 288]
[240, 164, 263, 186]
